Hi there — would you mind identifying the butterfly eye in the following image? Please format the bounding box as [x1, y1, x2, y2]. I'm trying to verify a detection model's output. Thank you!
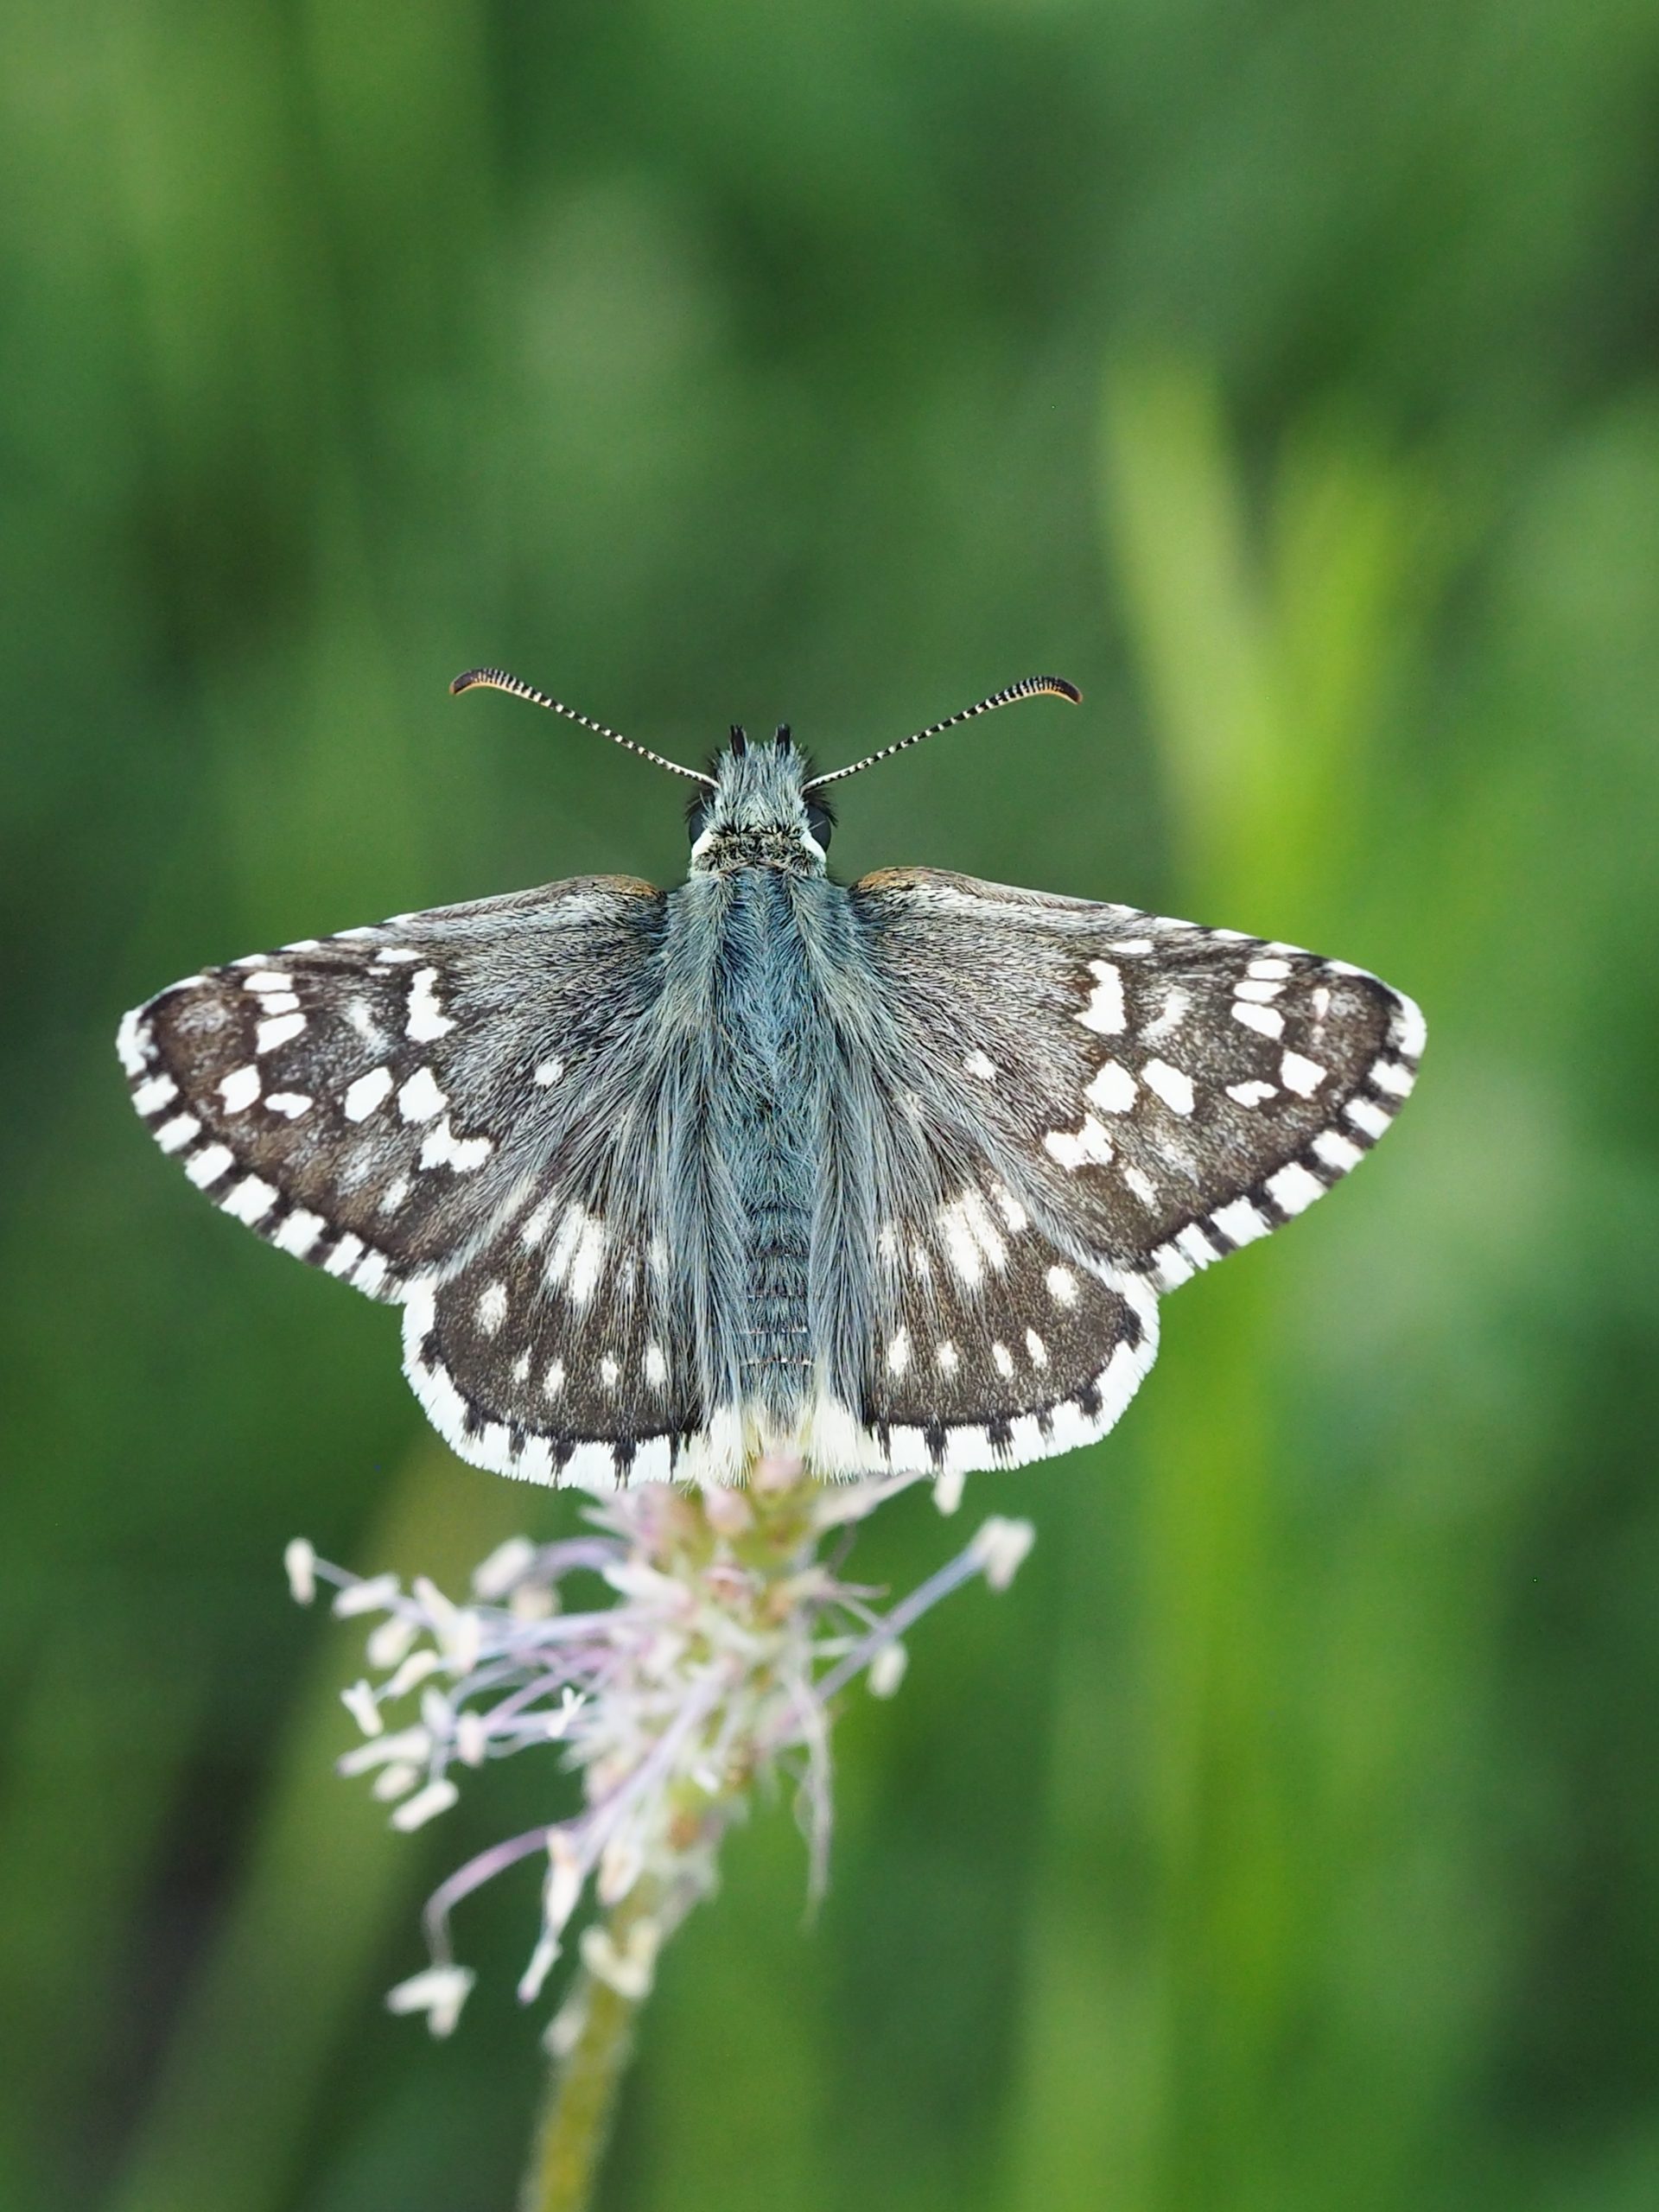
[805, 802, 834, 851]
[687, 797, 713, 846]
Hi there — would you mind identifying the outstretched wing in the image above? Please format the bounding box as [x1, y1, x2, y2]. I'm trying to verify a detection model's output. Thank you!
[118, 876, 703, 1487]
[820, 867, 1424, 1479]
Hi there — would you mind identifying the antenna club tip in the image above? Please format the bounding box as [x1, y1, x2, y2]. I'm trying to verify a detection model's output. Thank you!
[450, 670, 485, 696]
[1042, 677, 1084, 704]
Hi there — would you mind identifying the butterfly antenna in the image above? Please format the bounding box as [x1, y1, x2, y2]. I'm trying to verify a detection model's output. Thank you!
[802, 675, 1082, 792]
[451, 668, 716, 788]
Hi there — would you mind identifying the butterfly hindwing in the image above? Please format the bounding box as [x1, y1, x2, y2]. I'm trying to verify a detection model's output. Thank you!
[854, 1178, 1160, 1477]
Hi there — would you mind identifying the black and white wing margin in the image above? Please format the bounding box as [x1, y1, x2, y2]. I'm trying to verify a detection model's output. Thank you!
[830, 868, 1424, 1480]
[118, 876, 698, 1490]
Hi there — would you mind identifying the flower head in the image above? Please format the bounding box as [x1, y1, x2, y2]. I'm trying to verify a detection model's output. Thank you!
[293, 1459, 1033, 2038]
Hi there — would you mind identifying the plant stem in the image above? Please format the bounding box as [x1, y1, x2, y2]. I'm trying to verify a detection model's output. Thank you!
[517, 1892, 658, 2212]
[516, 1467, 817, 2212]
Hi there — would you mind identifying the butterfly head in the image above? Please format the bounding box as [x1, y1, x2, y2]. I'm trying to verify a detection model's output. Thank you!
[687, 726, 835, 877]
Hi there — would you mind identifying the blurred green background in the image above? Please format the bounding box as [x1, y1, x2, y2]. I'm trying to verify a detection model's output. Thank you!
[5, 3, 1659, 2208]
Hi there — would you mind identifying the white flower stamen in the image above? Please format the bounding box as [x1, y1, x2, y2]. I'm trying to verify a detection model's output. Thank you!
[292, 1457, 1037, 2034]
[385, 1962, 474, 2038]
[391, 1777, 461, 1832]
[283, 1537, 317, 1605]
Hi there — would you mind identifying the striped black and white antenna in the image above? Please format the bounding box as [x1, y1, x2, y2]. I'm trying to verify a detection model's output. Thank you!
[451, 667, 716, 788]
[801, 676, 1082, 793]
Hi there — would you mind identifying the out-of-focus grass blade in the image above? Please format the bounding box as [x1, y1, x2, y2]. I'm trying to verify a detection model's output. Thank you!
[1001, 357, 1441, 2212]
[100, 1443, 523, 2212]
[0, 1608, 209, 2211]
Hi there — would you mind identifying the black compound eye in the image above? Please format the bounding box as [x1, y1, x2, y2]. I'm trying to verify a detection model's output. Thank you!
[687, 796, 714, 845]
[805, 802, 834, 850]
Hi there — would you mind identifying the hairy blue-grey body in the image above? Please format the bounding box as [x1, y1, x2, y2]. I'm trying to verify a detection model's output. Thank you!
[640, 742, 887, 1440]
[118, 728, 1425, 1489]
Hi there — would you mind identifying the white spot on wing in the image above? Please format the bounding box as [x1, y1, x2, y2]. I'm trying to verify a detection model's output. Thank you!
[418, 1118, 493, 1173]
[1141, 1058, 1195, 1116]
[521, 1195, 558, 1249]
[936, 1191, 1007, 1284]
[218, 1065, 261, 1114]
[1142, 987, 1191, 1041]
[406, 968, 454, 1042]
[1266, 1161, 1325, 1217]
[1313, 1129, 1363, 1175]
[645, 1344, 668, 1389]
[1175, 1224, 1219, 1268]
[343, 1065, 394, 1121]
[477, 1282, 508, 1335]
[323, 1233, 364, 1277]
[1391, 995, 1427, 1059]
[220, 1174, 277, 1224]
[185, 1143, 233, 1188]
[265, 1091, 313, 1118]
[543, 1360, 566, 1398]
[1045, 1265, 1078, 1306]
[1044, 1115, 1115, 1170]
[886, 1328, 912, 1376]
[1025, 1329, 1048, 1368]
[1085, 1059, 1137, 1114]
[1279, 1051, 1325, 1096]
[1232, 1001, 1284, 1040]
[566, 1214, 607, 1306]
[156, 1113, 200, 1154]
[243, 970, 293, 995]
[532, 1058, 564, 1087]
[992, 1342, 1014, 1378]
[256, 1011, 306, 1054]
[132, 1074, 178, 1116]
[600, 1356, 620, 1387]
[964, 1050, 998, 1081]
[1123, 1164, 1158, 1207]
[1211, 1196, 1272, 1247]
[117, 1008, 150, 1076]
[936, 1342, 959, 1376]
[1075, 959, 1127, 1035]
[1344, 1096, 1390, 1141]
[988, 1181, 1028, 1232]
[1226, 1079, 1276, 1107]
[398, 1067, 447, 1122]
[274, 1207, 324, 1256]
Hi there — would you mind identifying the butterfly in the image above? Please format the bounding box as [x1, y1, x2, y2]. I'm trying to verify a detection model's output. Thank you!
[118, 670, 1424, 1491]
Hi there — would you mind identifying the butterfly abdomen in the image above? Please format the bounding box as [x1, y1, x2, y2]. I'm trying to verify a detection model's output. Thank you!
[701, 869, 823, 1422]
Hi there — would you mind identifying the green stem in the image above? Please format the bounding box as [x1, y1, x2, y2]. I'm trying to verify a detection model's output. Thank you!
[516, 1469, 817, 2212]
[516, 1897, 656, 2212]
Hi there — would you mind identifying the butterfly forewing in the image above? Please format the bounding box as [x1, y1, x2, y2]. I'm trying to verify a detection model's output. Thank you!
[118, 877, 667, 1304]
[851, 869, 1424, 1294]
